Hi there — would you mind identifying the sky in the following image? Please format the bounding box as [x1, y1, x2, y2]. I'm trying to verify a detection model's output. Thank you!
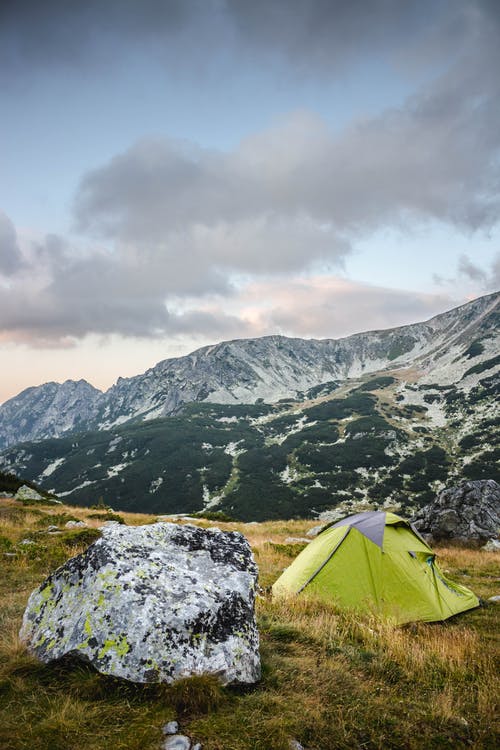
[1, 0, 499, 403]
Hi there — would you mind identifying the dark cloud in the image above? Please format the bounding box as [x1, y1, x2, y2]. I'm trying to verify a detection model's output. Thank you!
[0, 0, 483, 76]
[0, 212, 25, 276]
[226, 0, 440, 71]
[0, 0, 195, 69]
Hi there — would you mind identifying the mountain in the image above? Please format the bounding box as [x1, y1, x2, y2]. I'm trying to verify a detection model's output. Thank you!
[0, 380, 102, 451]
[0, 291, 498, 450]
[0, 368, 497, 521]
[0, 292, 498, 521]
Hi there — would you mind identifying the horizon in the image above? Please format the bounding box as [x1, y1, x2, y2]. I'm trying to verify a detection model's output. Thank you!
[1, 1, 499, 402]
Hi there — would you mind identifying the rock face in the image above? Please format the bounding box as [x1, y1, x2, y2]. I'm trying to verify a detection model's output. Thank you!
[20, 523, 260, 685]
[413, 480, 500, 542]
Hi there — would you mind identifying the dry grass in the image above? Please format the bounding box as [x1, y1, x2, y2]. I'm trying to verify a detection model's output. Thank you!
[0, 497, 498, 749]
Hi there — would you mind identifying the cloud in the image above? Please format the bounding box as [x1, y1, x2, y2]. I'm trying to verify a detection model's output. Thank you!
[226, 0, 443, 72]
[458, 255, 488, 283]
[75, 64, 500, 243]
[0, 211, 25, 276]
[432, 251, 500, 294]
[2, 2, 499, 347]
[458, 252, 500, 289]
[68, 1, 500, 241]
[230, 277, 457, 339]
[0, 1, 448, 72]
[0, 0, 194, 70]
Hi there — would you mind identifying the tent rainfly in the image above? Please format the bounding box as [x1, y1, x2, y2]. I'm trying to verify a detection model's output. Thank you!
[272, 511, 479, 624]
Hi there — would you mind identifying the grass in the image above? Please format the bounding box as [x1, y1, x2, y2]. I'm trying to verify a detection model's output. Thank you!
[0, 497, 498, 749]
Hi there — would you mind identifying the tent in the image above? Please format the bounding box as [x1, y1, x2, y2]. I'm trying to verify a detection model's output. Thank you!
[272, 511, 479, 624]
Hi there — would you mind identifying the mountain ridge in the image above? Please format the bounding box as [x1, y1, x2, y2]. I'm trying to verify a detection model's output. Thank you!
[0, 291, 498, 450]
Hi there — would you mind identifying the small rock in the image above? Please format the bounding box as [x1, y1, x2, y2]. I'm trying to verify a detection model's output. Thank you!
[162, 735, 191, 750]
[162, 721, 179, 735]
[488, 595, 500, 603]
[482, 539, 500, 552]
[65, 520, 87, 529]
[20, 539, 35, 545]
[192, 744, 202, 750]
[306, 525, 324, 538]
[47, 525, 59, 533]
[4, 552, 17, 557]
[289, 741, 305, 750]
[284, 537, 311, 544]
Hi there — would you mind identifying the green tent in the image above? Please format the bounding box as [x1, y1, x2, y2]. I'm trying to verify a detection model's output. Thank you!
[272, 511, 479, 624]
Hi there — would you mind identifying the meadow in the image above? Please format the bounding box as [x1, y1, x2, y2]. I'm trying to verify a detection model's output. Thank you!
[0, 498, 498, 749]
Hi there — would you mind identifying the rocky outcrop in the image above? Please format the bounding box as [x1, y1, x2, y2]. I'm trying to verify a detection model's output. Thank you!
[413, 480, 500, 543]
[20, 523, 260, 685]
[14, 485, 44, 502]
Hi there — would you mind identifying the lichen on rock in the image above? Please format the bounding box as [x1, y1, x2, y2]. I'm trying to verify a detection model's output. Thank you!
[20, 522, 261, 685]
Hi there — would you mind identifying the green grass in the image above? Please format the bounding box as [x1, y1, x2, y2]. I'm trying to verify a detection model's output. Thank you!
[0, 499, 498, 749]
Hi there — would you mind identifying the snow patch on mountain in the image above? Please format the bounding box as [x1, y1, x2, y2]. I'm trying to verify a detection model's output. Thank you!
[38, 457, 65, 480]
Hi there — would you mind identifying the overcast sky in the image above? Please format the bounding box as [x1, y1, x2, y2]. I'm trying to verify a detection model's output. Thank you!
[1, 0, 499, 402]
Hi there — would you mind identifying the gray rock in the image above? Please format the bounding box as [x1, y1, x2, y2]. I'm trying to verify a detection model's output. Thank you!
[289, 741, 305, 750]
[20, 522, 260, 685]
[163, 721, 179, 735]
[192, 744, 202, 750]
[162, 736, 191, 750]
[412, 480, 500, 543]
[482, 539, 500, 552]
[15, 485, 43, 502]
[47, 525, 59, 533]
[284, 537, 311, 544]
[65, 520, 87, 528]
[306, 525, 325, 538]
[488, 595, 500, 603]
[20, 539, 35, 545]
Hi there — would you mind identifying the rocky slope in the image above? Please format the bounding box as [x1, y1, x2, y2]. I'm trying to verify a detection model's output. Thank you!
[1, 360, 498, 520]
[0, 291, 498, 450]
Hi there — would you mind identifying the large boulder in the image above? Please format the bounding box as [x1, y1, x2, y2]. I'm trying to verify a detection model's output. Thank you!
[413, 479, 500, 543]
[20, 523, 260, 685]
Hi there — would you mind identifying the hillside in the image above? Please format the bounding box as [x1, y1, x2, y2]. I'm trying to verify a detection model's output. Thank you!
[0, 292, 498, 520]
[1, 363, 498, 520]
[0, 498, 498, 749]
[0, 292, 498, 450]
